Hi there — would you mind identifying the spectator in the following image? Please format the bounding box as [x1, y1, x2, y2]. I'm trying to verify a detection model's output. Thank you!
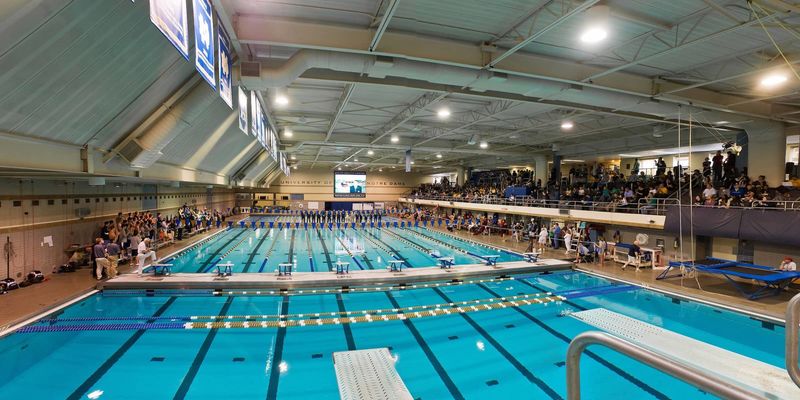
[779, 257, 796, 271]
[712, 150, 724, 183]
[93, 238, 109, 280]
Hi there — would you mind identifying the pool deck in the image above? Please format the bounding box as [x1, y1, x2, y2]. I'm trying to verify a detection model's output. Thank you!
[423, 224, 797, 320]
[99, 259, 571, 290]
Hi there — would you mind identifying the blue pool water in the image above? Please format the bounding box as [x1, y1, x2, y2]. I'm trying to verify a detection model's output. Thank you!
[162, 217, 521, 273]
[0, 271, 786, 399]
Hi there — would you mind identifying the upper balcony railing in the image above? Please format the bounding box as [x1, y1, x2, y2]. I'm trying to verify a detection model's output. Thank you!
[404, 194, 800, 216]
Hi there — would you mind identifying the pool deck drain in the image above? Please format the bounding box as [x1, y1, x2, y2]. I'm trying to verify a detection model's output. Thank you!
[99, 259, 570, 290]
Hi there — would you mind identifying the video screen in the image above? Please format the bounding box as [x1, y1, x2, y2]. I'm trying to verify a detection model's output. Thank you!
[334, 172, 366, 198]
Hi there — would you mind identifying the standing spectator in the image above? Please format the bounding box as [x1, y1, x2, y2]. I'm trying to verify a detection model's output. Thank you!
[712, 151, 724, 183]
[723, 151, 737, 184]
[655, 157, 667, 176]
[702, 157, 712, 178]
[631, 159, 640, 178]
[93, 238, 109, 280]
[551, 223, 561, 249]
[537, 226, 548, 253]
[105, 241, 121, 279]
[564, 228, 573, 256]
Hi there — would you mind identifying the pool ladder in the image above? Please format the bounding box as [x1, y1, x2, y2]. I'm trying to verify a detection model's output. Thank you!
[566, 292, 800, 400]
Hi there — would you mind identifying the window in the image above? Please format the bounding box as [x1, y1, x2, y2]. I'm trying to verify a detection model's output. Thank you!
[13, 201, 21, 207]
[62, 199, 67, 205]
[32, 200, 39, 206]
[639, 159, 657, 176]
[672, 157, 689, 169]
[48, 199, 54, 206]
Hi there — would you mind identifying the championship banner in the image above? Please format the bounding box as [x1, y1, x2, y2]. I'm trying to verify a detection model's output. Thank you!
[192, 0, 215, 88]
[149, 0, 189, 59]
[218, 26, 233, 108]
[238, 87, 248, 134]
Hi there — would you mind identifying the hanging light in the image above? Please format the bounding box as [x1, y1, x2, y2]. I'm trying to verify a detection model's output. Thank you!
[367, 150, 374, 155]
[580, 5, 610, 44]
[274, 94, 289, 106]
[391, 135, 400, 143]
[479, 141, 488, 149]
[437, 107, 451, 119]
[561, 121, 574, 130]
[761, 73, 788, 88]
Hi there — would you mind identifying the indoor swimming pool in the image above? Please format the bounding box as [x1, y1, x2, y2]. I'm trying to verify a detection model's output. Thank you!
[158, 216, 521, 274]
[0, 271, 786, 399]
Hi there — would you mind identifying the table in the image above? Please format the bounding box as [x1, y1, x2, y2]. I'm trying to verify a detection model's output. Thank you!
[278, 263, 293, 276]
[522, 252, 540, 263]
[216, 263, 234, 277]
[388, 260, 405, 272]
[151, 264, 173, 276]
[484, 255, 500, 266]
[335, 261, 350, 274]
[438, 257, 454, 269]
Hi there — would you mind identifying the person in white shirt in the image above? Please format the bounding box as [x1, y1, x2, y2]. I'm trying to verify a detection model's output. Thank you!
[564, 229, 572, 256]
[537, 227, 548, 253]
[779, 257, 797, 271]
[702, 183, 717, 200]
[137, 238, 158, 276]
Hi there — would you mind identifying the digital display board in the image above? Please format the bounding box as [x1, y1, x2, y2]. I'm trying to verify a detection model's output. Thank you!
[334, 172, 366, 198]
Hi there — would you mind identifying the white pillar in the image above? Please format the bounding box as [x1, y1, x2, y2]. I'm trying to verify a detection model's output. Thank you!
[534, 154, 548, 183]
[455, 166, 466, 186]
[745, 121, 786, 186]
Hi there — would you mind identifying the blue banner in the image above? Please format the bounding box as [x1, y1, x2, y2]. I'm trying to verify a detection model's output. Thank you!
[192, 0, 215, 89]
[218, 26, 233, 108]
[238, 87, 248, 134]
[149, 0, 189, 59]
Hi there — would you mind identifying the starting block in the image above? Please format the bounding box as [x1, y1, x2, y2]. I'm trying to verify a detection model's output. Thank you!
[216, 262, 234, 277]
[151, 264, 173, 276]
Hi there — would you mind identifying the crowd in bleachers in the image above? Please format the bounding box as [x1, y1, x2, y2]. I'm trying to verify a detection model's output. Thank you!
[411, 154, 799, 211]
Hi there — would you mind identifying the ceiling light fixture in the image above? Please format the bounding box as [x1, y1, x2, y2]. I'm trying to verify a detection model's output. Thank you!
[290, 155, 296, 160]
[561, 120, 574, 130]
[292, 165, 297, 170]
[479, 141, 488, 149]
[580, 5, 609, 44]
[353, 158, 359, 162]
[390, 135, 400, 143]
[437, 107, 451, 119]
[580, 27, 608, 44]
[283, 129, 293, 138]
[436, 153, 443, 158]
[367, 150, 374, 155]
[761, 73, 787, 88]
[275, 94, 289, 106]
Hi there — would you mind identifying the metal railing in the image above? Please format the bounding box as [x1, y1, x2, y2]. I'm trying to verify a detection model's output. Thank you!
[787, 293, 800, 388]
[566, 331, 767, 400]
[406, 195, 656, 214]
[406, 194, 800, 215]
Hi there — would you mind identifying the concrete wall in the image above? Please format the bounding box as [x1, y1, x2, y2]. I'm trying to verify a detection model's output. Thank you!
[0, 179, 236, 280]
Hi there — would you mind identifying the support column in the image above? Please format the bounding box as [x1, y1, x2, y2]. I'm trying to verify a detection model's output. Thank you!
[744, 121, 786, 186]
[454, 166, 466, 186]
[551, 153, 562, 184]
[533, 154, 548, 184]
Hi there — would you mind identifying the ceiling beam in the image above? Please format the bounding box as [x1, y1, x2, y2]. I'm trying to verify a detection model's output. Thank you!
[582, 7, 783, 82]
[486, 0, 600, 68]
[325, 83, 356, 142]
[235, 15, 799, 120]
[369, 0, 400, 52]
[369, 91, 448, 144]
[413, 99, 519, 147]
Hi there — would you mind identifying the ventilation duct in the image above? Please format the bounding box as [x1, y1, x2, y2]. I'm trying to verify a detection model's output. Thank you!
[119, 82, 217, 169]
[235, 49, 754, 126]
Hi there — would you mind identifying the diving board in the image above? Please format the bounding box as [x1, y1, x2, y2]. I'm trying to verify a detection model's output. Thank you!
[333, 348, 413, 400]
[570, 308, 800, 399]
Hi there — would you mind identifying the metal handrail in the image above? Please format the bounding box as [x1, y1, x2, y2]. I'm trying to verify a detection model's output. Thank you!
[566, 331, 766, 400]
[786, 293, 800, 388]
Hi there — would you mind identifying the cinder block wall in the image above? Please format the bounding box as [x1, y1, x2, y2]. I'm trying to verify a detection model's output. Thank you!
[0, 179, 236, 279]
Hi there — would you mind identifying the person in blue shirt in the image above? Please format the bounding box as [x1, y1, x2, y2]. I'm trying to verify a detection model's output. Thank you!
[551, 223, 561, 249]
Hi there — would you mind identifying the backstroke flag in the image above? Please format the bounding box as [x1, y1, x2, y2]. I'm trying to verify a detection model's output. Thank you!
[218, 26, 233, 108]
[192, 0, 215, 88]
[149, 0, 189, 59]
